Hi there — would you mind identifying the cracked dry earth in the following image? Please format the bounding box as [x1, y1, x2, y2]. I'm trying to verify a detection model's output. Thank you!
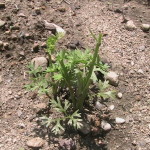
[0, 0, 150, 150]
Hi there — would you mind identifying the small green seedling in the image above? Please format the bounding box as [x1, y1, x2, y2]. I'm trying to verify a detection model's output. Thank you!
[26, 31, 115, 134]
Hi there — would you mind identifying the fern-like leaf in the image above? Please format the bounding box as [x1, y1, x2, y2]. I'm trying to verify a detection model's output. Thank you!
[52, 120, 64, 135]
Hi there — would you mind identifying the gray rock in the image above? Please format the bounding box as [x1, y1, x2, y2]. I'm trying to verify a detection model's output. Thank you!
[95, 101, 106, 110]
[31, 57, 48, 71]
[139, 45, 145, 51]
[44, 20, 66, 37]
[105, 71, 119, 86]
[115, 117, 125, 124]
[101, 120, 111, 131]
[79, 121, 91, 134]
[141, 24, 150, 32]
[26, 137, 44, 148]
[59, 138, 76, 150]
[0, 20, 6, 27]
[125, 20, 137, 31]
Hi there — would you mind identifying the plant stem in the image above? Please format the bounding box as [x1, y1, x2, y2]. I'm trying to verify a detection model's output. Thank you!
[77, 34, 102, 110]
[59, 60, 76, 107]
[48, 53, 57, 99]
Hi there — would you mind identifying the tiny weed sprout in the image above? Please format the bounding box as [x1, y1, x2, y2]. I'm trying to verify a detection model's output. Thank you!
[26, 31, 116, 134]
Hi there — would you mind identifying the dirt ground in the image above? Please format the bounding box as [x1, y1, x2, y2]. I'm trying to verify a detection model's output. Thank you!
[0, 0, 150, 150]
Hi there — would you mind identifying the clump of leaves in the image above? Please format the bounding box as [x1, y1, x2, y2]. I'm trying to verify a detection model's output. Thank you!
[26, 31, 116, 134]
[44, 32, 109, 110]
[40, 99, 82, 135]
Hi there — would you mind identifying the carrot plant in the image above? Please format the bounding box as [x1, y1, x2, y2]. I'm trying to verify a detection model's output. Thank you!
[26, 32, 115, 134]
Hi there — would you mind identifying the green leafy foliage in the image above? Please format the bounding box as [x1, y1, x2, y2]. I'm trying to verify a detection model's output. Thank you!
[27, 63, 42, 77]
[46, 35, 58, 54]
[40, 99, 82, 135]
[26, 33, 114, 107]
[26, 32, 116, 135]
[25, 74, 50, 95]
[98, 80, 116, 99]
[68, 110, 83, 129]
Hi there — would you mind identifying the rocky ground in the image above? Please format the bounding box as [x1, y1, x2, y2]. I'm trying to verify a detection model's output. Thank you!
[0, 0, 150, 150]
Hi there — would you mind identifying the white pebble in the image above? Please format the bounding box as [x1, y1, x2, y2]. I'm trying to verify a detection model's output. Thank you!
[141, 24, 150, 32]
[117, 92, 122, 99]
[125, 20, 137, 31]
[137, 69, 144, 74]
[101, 120, 111, 131]
[108, 105, 115, 110]
[115, 117, 125, 124]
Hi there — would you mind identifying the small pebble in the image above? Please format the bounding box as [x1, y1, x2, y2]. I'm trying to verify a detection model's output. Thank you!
[95, 101, 105, 110]
[79, 121, 90, 134]
[8, 90, 12, 95]
[132, 140, 137, 146]
[10, 25, 20, 30]
[18, 13, 26, 17]
[0, 19, 6, 27]
[3, 42, 9, 49]
[17, 123, 25, 129]
[139, 45, 145, 51]
[26, 137, 44, 148]
[31, 57, 48, 71]
[125, 20, 137, 31]
[108, 105, 115, 110]
[17, 110, 23, 117]
[58, 7, 66, 12]
[101, 120, 111, 131]
[141, 24, 150, 32]
[117, 92, 123, 99]
[115, 117, 125, 124]
[105, 71, 119, 86]
[137, 69, 144, 74]
[44, 20, 66, 37]
[131, 61, 134, 66]
[135, 95, 141, 101]
[25, 33, 32, 39]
